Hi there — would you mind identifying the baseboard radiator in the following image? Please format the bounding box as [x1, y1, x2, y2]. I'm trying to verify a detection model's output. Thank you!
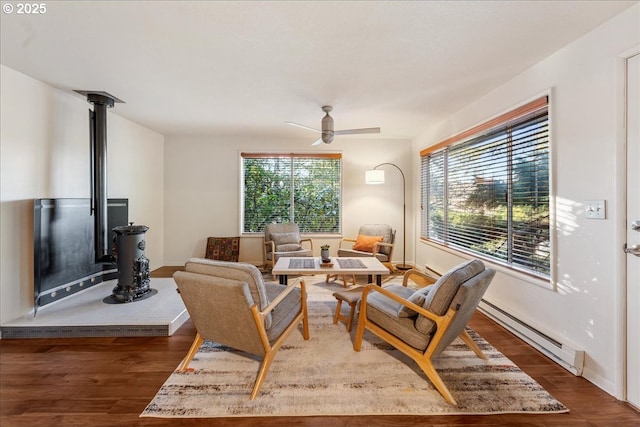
[477, 299, 585, 376]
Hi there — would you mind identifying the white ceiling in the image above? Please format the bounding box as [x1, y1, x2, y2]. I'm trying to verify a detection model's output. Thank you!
[1, 1, 636, 141]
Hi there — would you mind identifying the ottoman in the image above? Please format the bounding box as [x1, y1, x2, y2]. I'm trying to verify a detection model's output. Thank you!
[332, 286, 365, 332]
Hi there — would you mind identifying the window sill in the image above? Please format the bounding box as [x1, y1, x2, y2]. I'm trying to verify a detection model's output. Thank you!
[420, 238, 554, 291]
[241, 232, 343, 239]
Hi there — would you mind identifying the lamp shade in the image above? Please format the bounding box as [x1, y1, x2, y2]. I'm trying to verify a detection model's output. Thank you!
[365, 169, 385, 184]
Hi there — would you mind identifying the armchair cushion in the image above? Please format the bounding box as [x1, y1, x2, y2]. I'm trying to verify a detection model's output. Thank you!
[271, 232, 299, 245]
[336, 248, 390, 263]
[415, 259, 485, 334]
[270, 232, 304, 252]
[275, 243, 304, 252]
[397, 286, 432, 318]
[366, 284, 431, 350]
[352, 234, 384, 253]
[264, 283, 303, 341]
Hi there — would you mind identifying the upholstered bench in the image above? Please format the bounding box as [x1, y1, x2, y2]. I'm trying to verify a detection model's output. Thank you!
[332, 287, 365, 332]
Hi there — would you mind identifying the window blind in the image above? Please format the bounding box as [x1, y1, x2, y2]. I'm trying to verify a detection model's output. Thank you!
[242, 153, 342, 233]
[420, 97, 550, 276]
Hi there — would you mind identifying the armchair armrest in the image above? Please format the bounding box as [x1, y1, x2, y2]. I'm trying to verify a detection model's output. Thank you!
[402, 269, 439, 287]
[361, 283, 446, 324]
[339, 237, 357, 249]
[260, 279, 307, 317]
[372, 241, 393, 255]
[263, 239, 276, 266]
[299, 237, 314, 252]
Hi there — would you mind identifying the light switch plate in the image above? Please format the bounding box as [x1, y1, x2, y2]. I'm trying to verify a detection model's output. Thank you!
[584, 200, 606, 219]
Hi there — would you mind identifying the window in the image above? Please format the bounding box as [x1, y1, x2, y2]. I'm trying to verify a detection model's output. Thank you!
[421, 97, 550, 277]
[242, 153, 341, 233]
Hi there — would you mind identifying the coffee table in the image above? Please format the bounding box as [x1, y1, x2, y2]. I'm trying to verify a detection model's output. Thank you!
[272, 257, 390, 286]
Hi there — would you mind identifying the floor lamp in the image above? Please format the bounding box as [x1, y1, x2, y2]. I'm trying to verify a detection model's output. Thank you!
[365, 163, 411, 270]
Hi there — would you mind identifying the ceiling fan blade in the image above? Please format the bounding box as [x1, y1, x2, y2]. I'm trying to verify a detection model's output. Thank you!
[285, 122, 321, 133]
[334, 127, 381, 135]
[311, 137, 323, 146]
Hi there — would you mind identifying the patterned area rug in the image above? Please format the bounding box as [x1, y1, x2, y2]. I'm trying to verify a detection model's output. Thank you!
[141, 275, 568, 418]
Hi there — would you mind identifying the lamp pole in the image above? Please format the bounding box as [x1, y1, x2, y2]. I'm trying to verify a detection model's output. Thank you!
[370, 163, 410, 270]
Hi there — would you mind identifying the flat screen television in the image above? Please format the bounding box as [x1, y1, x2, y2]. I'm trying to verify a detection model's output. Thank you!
[33, 198, 128, 310]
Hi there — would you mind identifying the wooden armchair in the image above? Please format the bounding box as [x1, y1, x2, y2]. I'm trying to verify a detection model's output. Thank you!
[354, 260, 495, 405]
[173, 258, 309, 400]
[263, 223, 313, 275]
[326, 224, 395, 286]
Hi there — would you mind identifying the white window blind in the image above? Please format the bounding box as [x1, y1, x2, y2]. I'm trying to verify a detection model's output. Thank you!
[421, 97, 550, 276]
[242, 153, 341, 233]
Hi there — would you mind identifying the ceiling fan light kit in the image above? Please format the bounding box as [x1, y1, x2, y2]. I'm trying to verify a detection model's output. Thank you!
[286, 105, 380, 145]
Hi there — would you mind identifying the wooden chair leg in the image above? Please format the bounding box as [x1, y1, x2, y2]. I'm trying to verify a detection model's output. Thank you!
[250, 350, 276, 400]
[459, 329, 488, 360]
[333, 300, 343, 325]
[342, 275, 356, 287]
[346, 302, 356, 332]
[416, 358, 458, 405]
[301, 291, 310, 340]
[353, 307, 367, 351]
[384, 262, 396, 273]
[177, 333, 204, 372]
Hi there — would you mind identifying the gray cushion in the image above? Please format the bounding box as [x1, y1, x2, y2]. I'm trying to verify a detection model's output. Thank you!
[265, 248, 312, 261]
[397, 286, 432, 318]
[337, 248, 389, 263]
[271, 232, 299, 245]
[264, 283, 303, 342]
[366, 285, 431, 350]
[415, 259, 485, 334]
[276, 243, 303, 252]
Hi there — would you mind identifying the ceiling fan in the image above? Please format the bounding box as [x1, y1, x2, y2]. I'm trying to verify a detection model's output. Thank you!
[285, 105, 381, 145]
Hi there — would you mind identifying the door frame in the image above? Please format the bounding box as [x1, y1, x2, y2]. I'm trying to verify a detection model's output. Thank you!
[615, 45, 640, 403]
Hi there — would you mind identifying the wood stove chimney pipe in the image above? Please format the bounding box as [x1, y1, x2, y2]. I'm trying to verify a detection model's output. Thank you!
[75, 91, 124, 263]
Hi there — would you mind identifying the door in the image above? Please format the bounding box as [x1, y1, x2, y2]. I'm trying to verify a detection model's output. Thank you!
[625, 53, 640, 410]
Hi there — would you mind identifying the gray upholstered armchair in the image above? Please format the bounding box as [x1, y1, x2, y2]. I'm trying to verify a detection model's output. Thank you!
[354, 259, 495, 405]
[263, 223, 313, 273]
[173, 258, 309, 400]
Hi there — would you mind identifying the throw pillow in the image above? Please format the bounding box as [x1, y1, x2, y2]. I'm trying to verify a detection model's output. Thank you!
[352, 234, 384, 253]
[205, 237, 240, 262]
[397, 286, 432, 317]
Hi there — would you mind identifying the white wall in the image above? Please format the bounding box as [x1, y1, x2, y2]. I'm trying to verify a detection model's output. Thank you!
[412, 4, 639, 397]
[163, 135, 413, 266]
[0, 65, 165, 324]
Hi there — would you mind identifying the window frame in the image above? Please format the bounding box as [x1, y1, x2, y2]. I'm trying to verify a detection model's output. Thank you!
[240, 152, 343, 235]
[420, 96, 553, 283]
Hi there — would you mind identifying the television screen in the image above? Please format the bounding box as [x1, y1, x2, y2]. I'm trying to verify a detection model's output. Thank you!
[33, 198, 128, 310]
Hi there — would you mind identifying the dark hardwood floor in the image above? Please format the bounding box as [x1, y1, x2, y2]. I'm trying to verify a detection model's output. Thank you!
[1, 267, 638, 426]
